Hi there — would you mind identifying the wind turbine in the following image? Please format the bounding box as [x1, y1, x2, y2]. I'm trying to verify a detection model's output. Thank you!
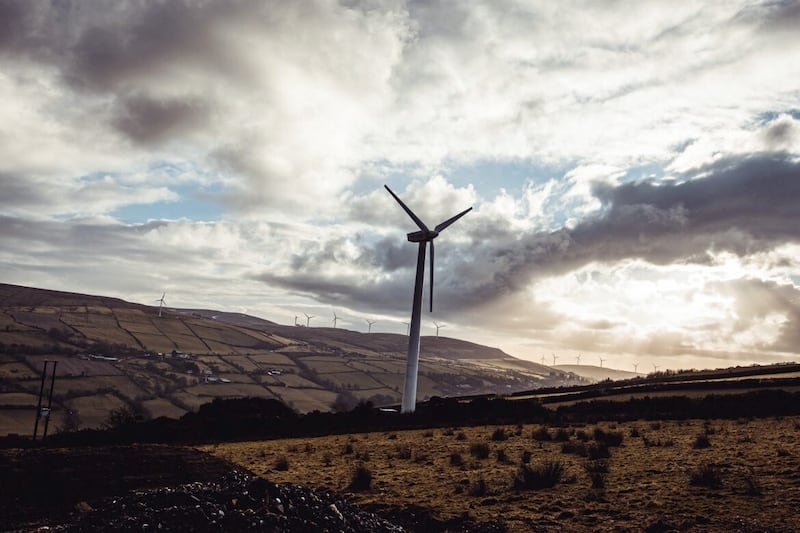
[294, 315, 299, 326]
[155, 293, 167, 318]
[366, 319, 376, 334]
[385, 184, 471, 413]
[433, 321, 445, 337]
[599, 357, 606, 368]
[633, 362, 639, 373]
[332, 312, 340, 328]
[540, 355, 546, 365]
[576, 354, 582, 365]
[304, 313, 314, 327]
[552, 354, 558, 366]
[652, 363, 659, 373]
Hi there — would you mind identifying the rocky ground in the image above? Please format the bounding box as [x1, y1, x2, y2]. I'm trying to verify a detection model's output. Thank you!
[0, 445, 502, 532]
[0, 445, 403, 532]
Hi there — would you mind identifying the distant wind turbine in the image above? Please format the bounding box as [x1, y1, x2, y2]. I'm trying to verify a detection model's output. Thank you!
[633, 362, 639, 373]
[385, 184, 471, 413]
[294, 315, 299, 326]
[433, 321, 445, 337]
[541, 355, 546, 365]
[304, 313, 314, 327]
[599, 357, 606, 368]
[155, 293, 167, 318]
[366, 319, 376, 334]
[552, 354, 558, 366]
[576, 354, 582, 365]
[332, 312, 340, 328]
[652, 363, 659, 373]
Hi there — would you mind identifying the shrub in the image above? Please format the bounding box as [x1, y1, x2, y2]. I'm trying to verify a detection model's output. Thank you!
[513, 460, 564, 490]
[553, 428, 571, 442]
[532, 426, 552, 441]
[349, 464, 373, 491]
[575, 430, 589, 442]
[584, 460, 609, 474]
[496, 448, 509, 463]
[321, 453, 332, 466]
[689, 463, 722, 489]
[649, 422, 662, 430]
[343, 443, 354, 454]
[412, 451, 429, 464]
[777, 448, 791, 457]
[629, 426, 640, 438]
[742, 471, 763, 496]
[693, 434, 712, 449]
[491, 427, 509, 441]
[355, 450, 370, 461]
[395, 445, 412, 460]
[274, 456, 289, 471]
[587, 443, 610, 460]
[561, 441, 587, 457]
[468, 477, 488, 497]
[386, 433, 398, 440]
[456, 432, 467, 441]
[470, 442, 491, 459]
[593, 428, 623, 447]
[588, 472, 605, 489]
[450, 452, 464, 467]
[643, 436, 674, 447]
[423, 430, 435, 438]
[521, 450, 532, 464]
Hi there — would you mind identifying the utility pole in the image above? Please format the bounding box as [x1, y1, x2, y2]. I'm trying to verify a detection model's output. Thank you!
[33, 360, 57, 441]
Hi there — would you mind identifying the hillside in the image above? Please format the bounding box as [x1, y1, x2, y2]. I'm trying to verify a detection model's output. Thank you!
[554, 364, 642, 383]
[0, 283, 579, 436]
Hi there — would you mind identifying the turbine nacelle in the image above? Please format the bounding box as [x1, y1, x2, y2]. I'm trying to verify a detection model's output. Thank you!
[407, 230, 438, 242]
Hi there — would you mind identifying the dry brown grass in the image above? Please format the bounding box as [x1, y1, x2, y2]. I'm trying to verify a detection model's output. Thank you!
[202, 417, 800, 531]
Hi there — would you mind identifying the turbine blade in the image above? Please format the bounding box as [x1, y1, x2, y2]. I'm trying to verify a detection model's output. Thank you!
[434, 206, 472, 233]
[384, 185, 429, 232]
[429, 240, 434, 312]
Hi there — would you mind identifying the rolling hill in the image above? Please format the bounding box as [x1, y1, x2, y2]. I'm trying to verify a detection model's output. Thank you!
[553, 364, 642, 383]
[0, 283, 581, 435]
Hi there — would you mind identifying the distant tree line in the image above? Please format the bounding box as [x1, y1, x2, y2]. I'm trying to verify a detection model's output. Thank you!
[5, 387, 800, 449]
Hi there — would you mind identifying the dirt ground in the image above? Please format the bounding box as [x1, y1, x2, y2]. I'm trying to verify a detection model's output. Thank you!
[203, 416, 800, 532]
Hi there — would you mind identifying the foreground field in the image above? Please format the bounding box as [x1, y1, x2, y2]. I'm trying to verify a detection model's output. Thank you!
[204, 416, 800, 532]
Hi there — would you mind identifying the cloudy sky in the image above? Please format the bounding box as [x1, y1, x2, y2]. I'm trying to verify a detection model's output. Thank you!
[2, 0, 799, 372]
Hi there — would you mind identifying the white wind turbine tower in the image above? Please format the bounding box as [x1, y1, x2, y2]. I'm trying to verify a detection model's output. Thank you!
[332, 312, 340, 328]
[433, 321, 445, 337]
[652, 363, 659, 373]
[304, 313, 314, 327]
[599, 356, 606, 368]
[155, 293, 167, 318]
[385, 185, 471, 413]
[552, 354, 558, 366]
[540, 355, 546, 365]
[633, 362, 639, 373]
[576, 354, 582, 365]
[366, 319, 376, 334]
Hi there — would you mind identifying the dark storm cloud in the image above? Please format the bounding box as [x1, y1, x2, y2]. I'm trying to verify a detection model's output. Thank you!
[485, 154, 800, 297]
[259, 153, 800, 318]
[112, 94, 209, 145]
